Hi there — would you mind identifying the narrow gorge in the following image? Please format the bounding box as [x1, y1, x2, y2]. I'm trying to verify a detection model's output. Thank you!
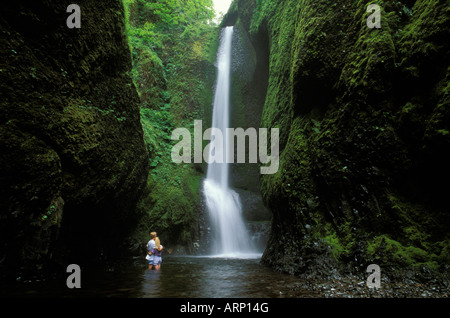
[1, 0, 448, 298]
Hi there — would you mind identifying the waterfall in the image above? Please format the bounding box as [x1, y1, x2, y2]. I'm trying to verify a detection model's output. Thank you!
[203, 26, 258, 258]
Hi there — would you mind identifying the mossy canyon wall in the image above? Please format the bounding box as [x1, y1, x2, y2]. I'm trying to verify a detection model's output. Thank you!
[0, 0, 149, 279]
[1, 0, 448, 283]
[225, 0, 449, 278]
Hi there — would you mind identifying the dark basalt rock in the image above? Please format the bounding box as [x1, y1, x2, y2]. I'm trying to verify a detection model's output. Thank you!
[0, 0, 149, 280]
[230, 0, 450, 280]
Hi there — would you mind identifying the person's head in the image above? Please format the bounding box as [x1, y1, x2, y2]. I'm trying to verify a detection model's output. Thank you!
[155, 237, 161, 249]
[150, 232, 157, 239]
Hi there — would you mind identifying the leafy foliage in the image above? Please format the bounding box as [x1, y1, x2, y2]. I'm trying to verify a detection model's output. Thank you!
[123, 0, 218, 249]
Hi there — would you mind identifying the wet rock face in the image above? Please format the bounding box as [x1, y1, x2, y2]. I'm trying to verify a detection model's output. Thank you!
[0, 1, 149, 279]
[231, 0, 450, 278]
[228, 23, 271, 223]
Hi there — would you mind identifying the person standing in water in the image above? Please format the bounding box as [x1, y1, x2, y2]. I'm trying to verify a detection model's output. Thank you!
[146, 232, 157, 270]
[152, 237, 164, 270]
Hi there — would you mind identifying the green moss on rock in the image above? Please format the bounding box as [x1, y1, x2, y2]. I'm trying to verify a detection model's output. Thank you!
[0, 1, 149, 279]
[231, 0, 450, 278]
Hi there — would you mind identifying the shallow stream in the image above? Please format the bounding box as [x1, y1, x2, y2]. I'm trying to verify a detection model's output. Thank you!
[2, 255, 320, 298]
[1, 255, 447, 298]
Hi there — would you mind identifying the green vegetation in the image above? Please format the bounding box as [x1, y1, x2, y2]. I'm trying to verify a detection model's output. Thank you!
[1, 1, 150, 276]
[1, 0, 448, 281]
[123, 0, 219, 250]
[366, 235, 440, 270]
[230, 0, 449, 277]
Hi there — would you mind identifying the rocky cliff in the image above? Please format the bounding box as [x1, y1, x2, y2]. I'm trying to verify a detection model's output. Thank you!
[226, 0, 449, 279]
[0, 0, 149, 279]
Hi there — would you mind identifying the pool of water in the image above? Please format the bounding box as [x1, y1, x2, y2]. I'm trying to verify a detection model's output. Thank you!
[1, 255, 322, 298]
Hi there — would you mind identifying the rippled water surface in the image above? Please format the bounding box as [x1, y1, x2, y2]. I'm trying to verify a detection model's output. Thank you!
[2, 255, 321, 298]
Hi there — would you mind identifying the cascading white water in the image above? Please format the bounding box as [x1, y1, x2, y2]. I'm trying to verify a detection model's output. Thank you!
[203, 26, 257, 258]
